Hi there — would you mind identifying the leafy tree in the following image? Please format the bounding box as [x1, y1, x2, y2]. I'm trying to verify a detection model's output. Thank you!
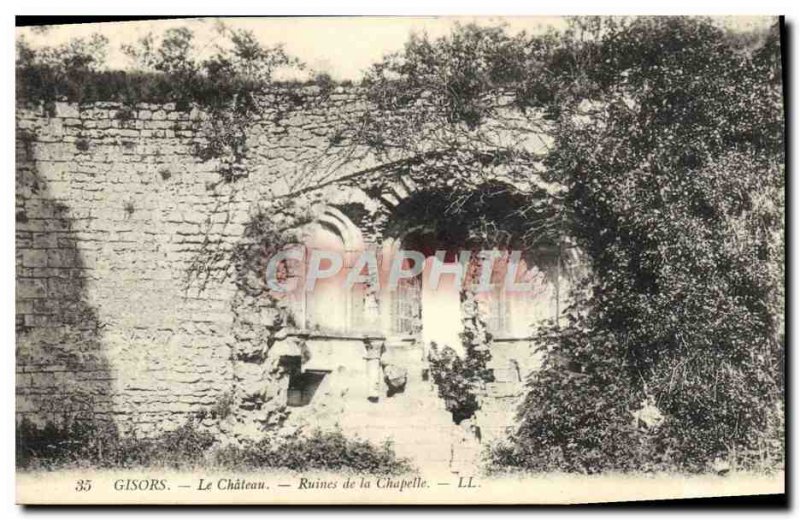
[511, 17, 784, 472]
[15, 33, 109, 107]
[123, 27, 197, 77]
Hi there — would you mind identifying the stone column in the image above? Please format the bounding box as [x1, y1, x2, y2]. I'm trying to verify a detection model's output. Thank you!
[364, 338, 384, 402]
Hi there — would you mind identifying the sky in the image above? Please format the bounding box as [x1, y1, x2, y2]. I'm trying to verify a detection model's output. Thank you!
[16, 16, 777, 81]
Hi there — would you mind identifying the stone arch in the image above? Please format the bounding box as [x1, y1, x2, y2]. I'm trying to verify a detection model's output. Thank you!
[370, 176, 587, 339]
[300, 204, 375, 334]
[315, 206, 365, 252]
[373, 175, 420, 211]
[367, 170, 536, 216]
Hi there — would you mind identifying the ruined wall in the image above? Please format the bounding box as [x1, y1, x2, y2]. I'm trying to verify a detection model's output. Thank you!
[16, 85, 578, 453]
[15, 86, 369, 433]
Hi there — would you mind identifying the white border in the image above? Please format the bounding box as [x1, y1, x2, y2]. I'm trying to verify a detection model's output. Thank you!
[3, 2, 795, 518]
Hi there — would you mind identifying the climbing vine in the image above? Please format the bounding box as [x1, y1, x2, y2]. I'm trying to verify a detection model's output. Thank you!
[17, 24, 305, 183]
[345, 18, 785, 473]
[428, 291, 495, 424]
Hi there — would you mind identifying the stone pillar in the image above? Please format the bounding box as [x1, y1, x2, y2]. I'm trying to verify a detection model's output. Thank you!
[364, 338, 384, 402]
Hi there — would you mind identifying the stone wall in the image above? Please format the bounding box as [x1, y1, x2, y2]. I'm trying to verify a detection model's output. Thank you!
[15, 86, 370, 433]
[15, 86, 579, 456]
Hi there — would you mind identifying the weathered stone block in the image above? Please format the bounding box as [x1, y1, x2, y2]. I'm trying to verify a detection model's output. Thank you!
[54, 102, 80, 118]
[17, 278, 47, 299]
[22, 249, 48, 268]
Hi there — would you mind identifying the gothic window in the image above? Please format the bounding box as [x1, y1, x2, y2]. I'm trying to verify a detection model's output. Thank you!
[300, 208, 369, 334]
[484, 251, 553, 337]
[486, 284, 510, 334]
[391, 275, 421, 335]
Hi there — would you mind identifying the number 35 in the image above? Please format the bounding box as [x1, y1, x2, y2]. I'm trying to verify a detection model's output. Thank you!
[75, 480, 92, 492]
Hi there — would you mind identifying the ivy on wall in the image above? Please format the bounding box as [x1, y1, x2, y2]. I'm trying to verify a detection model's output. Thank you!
[16, 25, 310, 183]
[344, 18, 785, 473]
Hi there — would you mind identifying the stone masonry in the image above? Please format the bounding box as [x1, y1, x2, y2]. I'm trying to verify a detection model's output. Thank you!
[16, 86, 579, 470]
[16, 87, 372, 433]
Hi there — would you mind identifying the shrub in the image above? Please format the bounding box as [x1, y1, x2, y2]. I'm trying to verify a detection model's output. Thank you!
[497, 18, 784, 474]
[427, 301, 494, 424]
[16, 416, 216, 470]
[17, 418, 412, 475]
[213, 430, 413, 475]
[428, 344, 481, 424]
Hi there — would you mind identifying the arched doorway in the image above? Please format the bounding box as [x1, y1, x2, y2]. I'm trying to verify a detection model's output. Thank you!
[395, 227, 466, 353]
[377, 181, 572, 350]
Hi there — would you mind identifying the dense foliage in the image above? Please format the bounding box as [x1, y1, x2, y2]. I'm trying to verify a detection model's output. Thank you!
[17, 417, 216, 470]
[214, 430, 412, 474]
[17, 25, 299, 107]
[17, 418, 411, 474]
[353, 17, 784, 472]
[511, 17, 784, 473]
[428, 339, 492, 424]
